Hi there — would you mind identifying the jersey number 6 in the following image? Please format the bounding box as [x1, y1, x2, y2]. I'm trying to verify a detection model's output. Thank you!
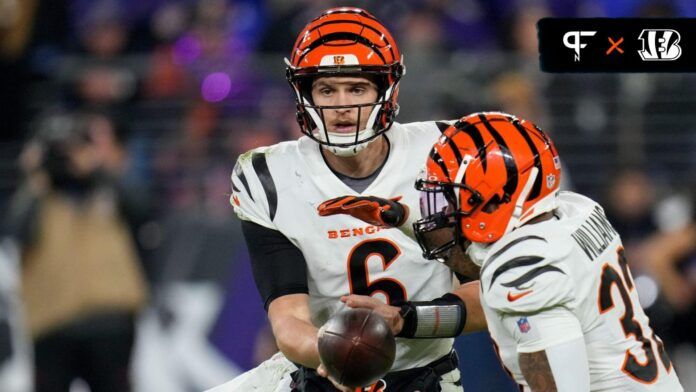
[347, 239, 407, 304]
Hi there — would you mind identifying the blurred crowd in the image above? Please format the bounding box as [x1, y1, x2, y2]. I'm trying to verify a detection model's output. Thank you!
[0, 0, 695, 391]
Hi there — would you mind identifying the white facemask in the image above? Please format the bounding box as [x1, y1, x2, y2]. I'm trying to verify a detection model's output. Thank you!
[303, 83, 397, 157]
[320, 128, 378, 157]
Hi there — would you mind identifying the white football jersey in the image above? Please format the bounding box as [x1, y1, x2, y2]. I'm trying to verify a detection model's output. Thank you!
[230, 121, 456, 370]
[478, 191, 683, 391]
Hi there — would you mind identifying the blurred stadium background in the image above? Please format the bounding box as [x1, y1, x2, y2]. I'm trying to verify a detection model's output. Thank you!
[0, 0, 695, 391]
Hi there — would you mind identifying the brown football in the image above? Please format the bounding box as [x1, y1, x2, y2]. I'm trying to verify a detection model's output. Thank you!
[317, 308, 396, 388]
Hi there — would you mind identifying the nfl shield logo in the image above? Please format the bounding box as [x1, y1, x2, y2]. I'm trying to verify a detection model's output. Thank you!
[553, 155, 561, 170]
[333, 55, 345, 65]
[517, 317, 531, 333]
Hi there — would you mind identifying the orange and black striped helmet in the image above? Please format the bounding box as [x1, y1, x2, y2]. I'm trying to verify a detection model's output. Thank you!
[414, 112, 561, 258]
[285, 7, 404, 154]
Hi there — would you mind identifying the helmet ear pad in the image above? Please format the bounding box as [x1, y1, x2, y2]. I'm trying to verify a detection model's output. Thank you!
[378, 64, 405, 129]
[379, 85, 399, 130]
[293, 77, 317, 131]
[295, 103, 314, 133]
[459, 168, 536, 243]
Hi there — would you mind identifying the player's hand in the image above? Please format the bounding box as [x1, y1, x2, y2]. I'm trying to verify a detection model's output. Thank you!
[341, 294, 404, 336]
[316, 362, 353, 392]
[317, 195, 409, 227]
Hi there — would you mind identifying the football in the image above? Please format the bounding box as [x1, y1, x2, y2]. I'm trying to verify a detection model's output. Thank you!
[318, 308, 396, 388]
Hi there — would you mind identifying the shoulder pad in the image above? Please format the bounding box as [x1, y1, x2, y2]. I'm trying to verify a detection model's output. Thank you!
[481, 232, 574, 314]
[230, 149, 278, 228]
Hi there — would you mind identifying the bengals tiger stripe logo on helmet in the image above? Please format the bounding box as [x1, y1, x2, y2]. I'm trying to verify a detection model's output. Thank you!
[285, 7, 404, 156]
[414, 112, 561, 259]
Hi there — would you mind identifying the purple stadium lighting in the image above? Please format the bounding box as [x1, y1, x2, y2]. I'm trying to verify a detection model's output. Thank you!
[201, 72, 232, 102]
[173, 34, 202, 65]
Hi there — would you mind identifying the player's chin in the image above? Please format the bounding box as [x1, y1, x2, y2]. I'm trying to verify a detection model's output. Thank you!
[444, 248, 481, 279]
[427, 242, 480, 279]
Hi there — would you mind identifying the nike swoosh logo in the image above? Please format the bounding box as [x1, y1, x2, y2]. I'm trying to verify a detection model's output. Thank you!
[507, 290, 533, 302]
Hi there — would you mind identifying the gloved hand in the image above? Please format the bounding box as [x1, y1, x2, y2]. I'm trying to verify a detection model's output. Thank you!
[317, 195, 409, 227]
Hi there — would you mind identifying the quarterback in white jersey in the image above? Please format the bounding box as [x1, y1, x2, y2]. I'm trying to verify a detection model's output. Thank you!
[232, 120, 456, 369]
[413, 112, 683, 391]
[218, 7, 487, 392]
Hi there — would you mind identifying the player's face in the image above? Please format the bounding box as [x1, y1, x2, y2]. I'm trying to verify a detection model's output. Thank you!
[420, 225, 481, 278]
[311, 77, 379, 134]
[419, 226, 456, 258]
[415, 188, 482, 278]
[415, 191, 459, 259]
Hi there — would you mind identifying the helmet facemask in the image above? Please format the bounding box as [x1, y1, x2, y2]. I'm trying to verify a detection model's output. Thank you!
[413, 176, 484, 262]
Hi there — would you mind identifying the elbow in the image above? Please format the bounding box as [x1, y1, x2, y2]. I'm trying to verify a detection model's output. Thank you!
[271, 320, 316, 366]
[463, 314, 488, 333]
[458, 281, 488, 333]
[271, 323, 297, 359]
[274, 333, 296, 360]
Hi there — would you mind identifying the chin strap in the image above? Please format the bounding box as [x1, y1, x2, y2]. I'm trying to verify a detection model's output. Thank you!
[325, 129, 377, 156]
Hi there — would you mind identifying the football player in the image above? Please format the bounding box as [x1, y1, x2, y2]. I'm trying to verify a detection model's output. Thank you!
[412, 112, 684, 391]
[219, 7, 488, 392]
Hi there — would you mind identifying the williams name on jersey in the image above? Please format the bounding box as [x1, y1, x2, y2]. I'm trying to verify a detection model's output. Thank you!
[478, 192, 682, 391]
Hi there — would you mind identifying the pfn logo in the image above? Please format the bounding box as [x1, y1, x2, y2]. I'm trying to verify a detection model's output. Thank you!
[638, 29, 682, 61]
[563, 31, 597, 61]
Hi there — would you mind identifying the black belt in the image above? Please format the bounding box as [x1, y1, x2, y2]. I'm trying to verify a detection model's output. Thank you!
[386, 349, 459, 379]
[290, 350, 460, 392]
[427, 350, 459, 377]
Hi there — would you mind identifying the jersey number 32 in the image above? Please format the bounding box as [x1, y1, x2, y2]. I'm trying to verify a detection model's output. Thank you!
[598, 247, 672, 384]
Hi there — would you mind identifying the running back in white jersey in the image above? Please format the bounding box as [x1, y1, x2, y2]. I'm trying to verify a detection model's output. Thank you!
[478, 191, 683, 391]
[230, 121, 457, 370]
